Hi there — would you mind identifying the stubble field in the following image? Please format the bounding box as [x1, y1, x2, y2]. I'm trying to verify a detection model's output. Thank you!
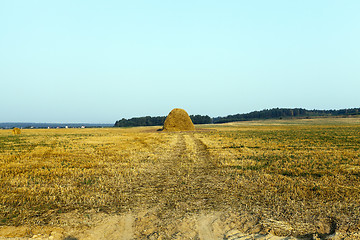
[0, 117, 360, 239]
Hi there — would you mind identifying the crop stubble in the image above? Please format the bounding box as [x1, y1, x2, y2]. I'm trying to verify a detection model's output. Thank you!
[0, 119, 359, 239]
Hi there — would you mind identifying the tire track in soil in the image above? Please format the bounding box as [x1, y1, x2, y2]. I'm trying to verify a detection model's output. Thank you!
[132, 132, 227, 239]
[130, 132, 216, 209]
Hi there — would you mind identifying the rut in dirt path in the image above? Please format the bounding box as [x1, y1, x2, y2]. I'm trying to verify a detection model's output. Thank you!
[130, 132, 230, 239]
[129, 132, 222, 211]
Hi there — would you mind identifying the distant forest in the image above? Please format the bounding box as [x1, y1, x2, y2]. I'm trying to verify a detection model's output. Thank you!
[114, 115, 212, 127]
[213, 108, 360, 124]
[114, 108, 360, 127]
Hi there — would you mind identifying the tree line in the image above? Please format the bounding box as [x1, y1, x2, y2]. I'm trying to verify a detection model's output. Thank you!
[213, 108, 360, 123]
[114, 108, 360, 127]
[114, 115, 212, 127]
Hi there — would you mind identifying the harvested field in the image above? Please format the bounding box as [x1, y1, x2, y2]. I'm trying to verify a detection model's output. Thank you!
[0, 117, 360, 239]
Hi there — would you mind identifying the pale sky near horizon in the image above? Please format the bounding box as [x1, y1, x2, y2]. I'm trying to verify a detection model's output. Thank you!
[1, 1, 359, 123]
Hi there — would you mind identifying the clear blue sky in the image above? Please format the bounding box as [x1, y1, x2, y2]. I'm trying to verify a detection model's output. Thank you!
[1, 1, 359, 123]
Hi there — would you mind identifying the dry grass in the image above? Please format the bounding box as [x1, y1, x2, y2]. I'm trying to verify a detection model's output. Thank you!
[0, 118, 360, 238]
[0, 128, 172, 224]
[197, 123, 360, 236]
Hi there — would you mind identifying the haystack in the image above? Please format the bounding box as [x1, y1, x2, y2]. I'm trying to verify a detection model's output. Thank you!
[12, 128, 21, 135]
[163, 108, 195, 131]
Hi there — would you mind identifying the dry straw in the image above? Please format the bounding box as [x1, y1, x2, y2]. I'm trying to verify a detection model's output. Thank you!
[163, 108, 195, 131]
[12, 127, 21, 135]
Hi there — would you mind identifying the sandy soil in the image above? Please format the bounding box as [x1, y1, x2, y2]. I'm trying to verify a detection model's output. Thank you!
[1, 207, 359, 240]
[0, 210, 360, 240]
[0, 211, 301, 240]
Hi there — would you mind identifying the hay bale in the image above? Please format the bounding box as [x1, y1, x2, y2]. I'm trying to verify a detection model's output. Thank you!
[12, 128, 21, 135]
[163, 108, 195, 131]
